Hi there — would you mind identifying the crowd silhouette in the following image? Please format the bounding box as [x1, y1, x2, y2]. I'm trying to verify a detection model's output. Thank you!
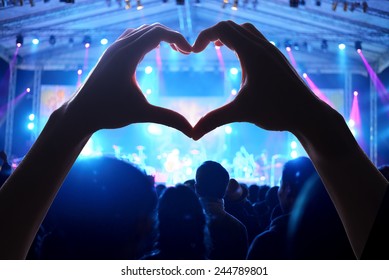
[0, 21, 388, 260]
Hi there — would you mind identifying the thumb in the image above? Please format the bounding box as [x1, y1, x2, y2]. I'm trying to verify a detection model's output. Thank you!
[192, 101, 241, 140]
[142, 104, 193, 138]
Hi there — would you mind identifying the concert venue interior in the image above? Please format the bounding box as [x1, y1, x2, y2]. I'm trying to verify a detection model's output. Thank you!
[1, 0, 388, 186]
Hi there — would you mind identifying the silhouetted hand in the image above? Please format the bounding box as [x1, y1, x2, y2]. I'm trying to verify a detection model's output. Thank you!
[191, 21, 326, 140]
[65, 24, 193, 137]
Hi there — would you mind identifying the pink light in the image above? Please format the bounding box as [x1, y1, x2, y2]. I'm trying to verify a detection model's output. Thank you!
[286, 47, 297, 69]
[84, 43, 90, 49]
[303, 74, 334, 107]
[357, 49, 362, 54]
[303, 73, 307, 78]
[349, 92, 363, 142]
[156, 47, 162, 71]
[16, 43, 21, 48]
[353, 91, 358, 97]
[215, 46, 225, 71]
[358, 50, 388, 102]
[215, 45, 220, 50]
[77, 69, 82, 75]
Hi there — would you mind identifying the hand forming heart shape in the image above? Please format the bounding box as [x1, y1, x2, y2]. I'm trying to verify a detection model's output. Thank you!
[66, 21, 323, 142]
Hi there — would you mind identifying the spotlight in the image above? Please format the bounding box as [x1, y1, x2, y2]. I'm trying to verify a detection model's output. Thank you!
[348, 119, 355, 128]
[284, 40, 292, 50]
[362, 1, 368, 13]
[290, 150, 298, 159]
[145, 66, 153, 74]
[83, 36, 91, 48]
[286, 46, 291, 52]
[26, 87, 31, 93]
[289, 0, 299, 8]
[146, 89, 152, 95]
[136, 0, 143, 10]
[302, 73, 307, 78]
[225, 125, 232, 134]
[290, 141, 297, 149]
[355, 41, 362, 52]
[32, 38, 39, 45]
[77, 69, 83, 75]
[353, 91, 358, 97]
[293, 43, 299, 51]
[338, 43, 346, 50]
[231, 89, 237, 95]
[16, 34, 23, 48]
[27, 123, 35, 130]
[321, 39, 328, 51]
[269, 41, 276, 46]
[100, 38, 108, 45]
[28, 114, 35, 121]
[231, 0, 238, 10]
[49, 35, 56, 45]
[332, 1, 338, 11]
[230, 67, 238, 75]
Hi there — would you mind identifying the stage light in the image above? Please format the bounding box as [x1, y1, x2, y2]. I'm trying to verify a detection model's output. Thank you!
[147, 124, 162, 135]
[145, 66, 153, 74]
[338, 43, 346, 50]
[302, 73, 307, 78]
[289, 0, 299, 8]
[321, 39, 328, 51]
[32, 38, 39, 45]
[355, 41, 362, 52]
[28, 114, 35, 121]
[27, 123, 35, 130]
[286, 46, 291, 52]
[348, 119, 355, 128]
[83, 36, 91, 48]
[230, 67, 238, 75]
[146, 89, 152, 95]
[77, 69, 83, 75]
[362, 1, 368, 13]
[290, 141, 297, 149]
[231, 0, 238, 10]
[136, 0, 143, 10]
[290, 150, 298, 159]
[353, 91, 358, 97]
[332, 1, 338, 11]
[214, 45, 220, 50]
[269, 41, 276, 46]
[100, 38, 108, 45]
[49, 35, 56, 45]
[293, 43, 299, 51]
[225, 125, 232, 134]
[16, 35, 23, 48]
[231, 89, 237, 96]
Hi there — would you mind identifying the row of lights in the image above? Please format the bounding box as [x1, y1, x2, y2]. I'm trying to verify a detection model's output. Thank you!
[271, 39, 363, 52]
[290, 1, 368, 12]
[16, 35, 109, 48]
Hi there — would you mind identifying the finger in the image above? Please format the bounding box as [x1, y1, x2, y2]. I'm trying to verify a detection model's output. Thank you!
[240, 23, 267, 41]
[133, 25, 192, 57]
[192, 101, 242, 141]
[140, 105, 193, 138]
[192, 21, 247, 53]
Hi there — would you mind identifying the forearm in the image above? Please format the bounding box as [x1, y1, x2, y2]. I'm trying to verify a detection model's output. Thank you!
[0, 104, 91, 259]
[293, 100, 388, 258]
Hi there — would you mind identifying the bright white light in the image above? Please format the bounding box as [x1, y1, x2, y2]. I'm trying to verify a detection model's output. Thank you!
[27, 122, 35, 130]
[357, 49, 362, 54]
[26, 88, 31, 93]
[145, 66, 153, 74]
[338, 43, 346, 50]
[348, 119, 355, 128]
[16, 43, 22, 48]
[185, 167, 193, 176]
[100, 38, 108, 45]
[286, 46, 291, 52]
[214, 45, 220, 50]
[147, 124, 162, 135]
[290, 141, 298, 149]
[260, 176, 266, 181]
[290, 150, 298, 159]
[350, 128, 357, 136]
[32, 38, 39, 45]
[231, 89, 237, 96]
[146, 89, 152, 95]
[230, 67, 238, 75]
[28, 114, 35, 121]
[269, 41, 276, 46]
[84, 43, 90, 49]
[303, 73, 308, 78]
[353, 91, 359, 97]
[225, 125, 232, 134]
[77, 69, 83, 75]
